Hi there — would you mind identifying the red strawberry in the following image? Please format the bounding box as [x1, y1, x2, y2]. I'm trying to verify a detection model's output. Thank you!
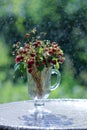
[28, 68, 32, 73]
[52, 48, 56, 53]
[51, 60, 56, 65]
[34, 42, 38, 48]
[30, 53, 35, 57]
[27, 60, 34, 68]
[15, 55, 23, 63]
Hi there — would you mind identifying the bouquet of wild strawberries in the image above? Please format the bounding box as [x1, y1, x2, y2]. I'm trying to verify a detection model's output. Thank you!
[13, 29, 65, 76]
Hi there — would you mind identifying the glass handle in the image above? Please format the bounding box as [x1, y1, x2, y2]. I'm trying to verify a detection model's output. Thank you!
[50, 69, 61, 91]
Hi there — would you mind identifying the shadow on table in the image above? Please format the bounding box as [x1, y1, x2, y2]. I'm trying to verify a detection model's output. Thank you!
[18, 112, 73, 127]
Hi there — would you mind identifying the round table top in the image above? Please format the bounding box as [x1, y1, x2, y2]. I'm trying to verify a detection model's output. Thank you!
[0, 99, 87, 129]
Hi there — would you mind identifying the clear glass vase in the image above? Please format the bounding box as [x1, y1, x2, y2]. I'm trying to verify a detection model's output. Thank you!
[27, 67, 61, 118]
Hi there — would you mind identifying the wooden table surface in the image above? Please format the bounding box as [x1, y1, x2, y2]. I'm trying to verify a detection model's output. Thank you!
[0, 99, 87, 130]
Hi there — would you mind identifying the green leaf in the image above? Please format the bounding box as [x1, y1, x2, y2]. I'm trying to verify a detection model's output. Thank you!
[56, 62, 59, 69]
[39, 56, 43, 61]
[14, 63, 20, 71]
[20, 62, 26, 74]
[37, 46, 43, 54]
[37, 62, 44, 71]
[14, 62, 26, 76]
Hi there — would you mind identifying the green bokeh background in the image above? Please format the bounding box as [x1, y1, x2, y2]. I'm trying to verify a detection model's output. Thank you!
[0, 0, 87, 103]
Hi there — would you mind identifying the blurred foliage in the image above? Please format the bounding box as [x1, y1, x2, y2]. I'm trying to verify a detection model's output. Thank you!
[0, 0, 87, 103]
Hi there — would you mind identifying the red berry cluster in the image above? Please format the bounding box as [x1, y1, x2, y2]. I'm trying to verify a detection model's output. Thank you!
[13, 31, 65, 74]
